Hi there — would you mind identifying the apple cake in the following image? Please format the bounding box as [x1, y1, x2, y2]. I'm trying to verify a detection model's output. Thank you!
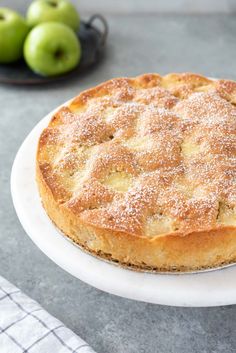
[36, 73, 236, 272]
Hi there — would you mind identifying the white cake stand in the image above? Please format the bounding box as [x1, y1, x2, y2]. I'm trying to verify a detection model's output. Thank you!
[11, 103, 236, 307]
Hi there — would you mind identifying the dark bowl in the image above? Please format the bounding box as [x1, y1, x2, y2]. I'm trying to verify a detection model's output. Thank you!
[0, 14, 108, 85]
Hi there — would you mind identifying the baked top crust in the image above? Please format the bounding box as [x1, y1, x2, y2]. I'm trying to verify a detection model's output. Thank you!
[36, 73, 236, 271]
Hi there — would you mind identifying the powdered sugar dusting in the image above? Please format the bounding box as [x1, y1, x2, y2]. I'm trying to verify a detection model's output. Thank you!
[38, 76, 236, 236]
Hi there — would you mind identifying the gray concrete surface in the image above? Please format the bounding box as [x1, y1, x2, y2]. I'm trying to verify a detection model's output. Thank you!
[5, 0, 236, 14]
[1, 8, 236, 353]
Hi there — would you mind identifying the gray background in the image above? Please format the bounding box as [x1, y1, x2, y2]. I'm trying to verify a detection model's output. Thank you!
[1, 1, 236, 352]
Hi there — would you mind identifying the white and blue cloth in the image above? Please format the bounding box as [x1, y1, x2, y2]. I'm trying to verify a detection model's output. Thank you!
[0, 276, 95, 353]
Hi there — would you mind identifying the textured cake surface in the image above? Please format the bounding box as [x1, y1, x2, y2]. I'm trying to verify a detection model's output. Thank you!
[36, 73, 236, 271]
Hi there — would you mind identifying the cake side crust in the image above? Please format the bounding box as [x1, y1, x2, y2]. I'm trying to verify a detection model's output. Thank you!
[36, 161, 236, 272]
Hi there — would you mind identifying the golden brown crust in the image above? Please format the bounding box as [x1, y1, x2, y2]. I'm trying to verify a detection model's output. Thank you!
[36, 73, 236, 271]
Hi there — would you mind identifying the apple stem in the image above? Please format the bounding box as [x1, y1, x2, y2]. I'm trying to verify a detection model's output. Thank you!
[47, 1, 58, 7]
[54, 49, 64, 59]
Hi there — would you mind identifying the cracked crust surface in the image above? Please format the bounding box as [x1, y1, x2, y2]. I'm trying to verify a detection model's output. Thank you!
[36, 73, 236, 272]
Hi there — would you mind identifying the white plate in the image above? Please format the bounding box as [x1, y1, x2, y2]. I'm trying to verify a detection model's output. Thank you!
[11, 103, 236, 307]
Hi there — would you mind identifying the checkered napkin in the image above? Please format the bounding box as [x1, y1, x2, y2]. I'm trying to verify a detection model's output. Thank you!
[0, 276, 95, 353]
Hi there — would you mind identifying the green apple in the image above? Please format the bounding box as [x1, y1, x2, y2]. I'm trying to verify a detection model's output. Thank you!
[23, 22, 81, 76]
[0, 8, 29, 63]
[26, 0, 80, 31]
